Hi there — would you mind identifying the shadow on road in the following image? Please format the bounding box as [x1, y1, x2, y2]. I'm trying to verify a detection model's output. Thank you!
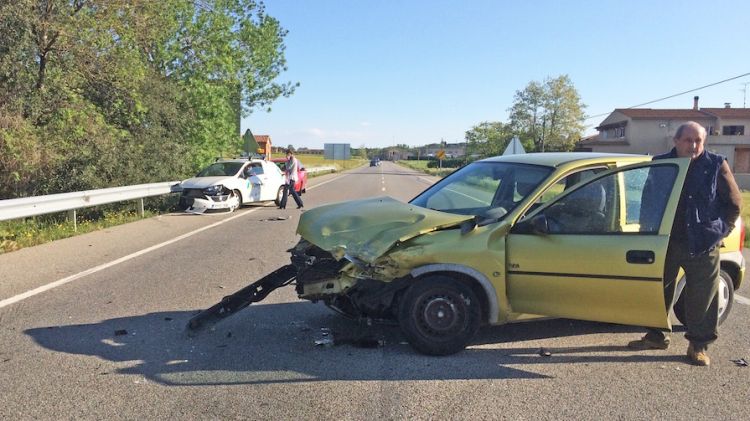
[25, 302, 684, 386]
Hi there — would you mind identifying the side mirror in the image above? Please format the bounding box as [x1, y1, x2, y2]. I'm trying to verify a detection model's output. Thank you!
[460, 217, 478, 235]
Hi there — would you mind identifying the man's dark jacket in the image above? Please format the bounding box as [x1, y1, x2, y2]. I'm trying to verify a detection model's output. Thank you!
[651, 148, 741, 256]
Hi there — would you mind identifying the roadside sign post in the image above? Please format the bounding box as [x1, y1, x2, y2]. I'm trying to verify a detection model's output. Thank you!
[437, 149, 446, 169]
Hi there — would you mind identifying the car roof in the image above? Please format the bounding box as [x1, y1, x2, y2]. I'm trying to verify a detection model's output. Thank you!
[215, 158, 266, 164]
[478, 152, 651, 168]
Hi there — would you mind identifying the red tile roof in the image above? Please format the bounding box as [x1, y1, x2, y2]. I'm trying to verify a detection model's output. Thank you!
[614, 109, 713, 119]
[700, 108, 750, 119]
[254, 135, 271, 143]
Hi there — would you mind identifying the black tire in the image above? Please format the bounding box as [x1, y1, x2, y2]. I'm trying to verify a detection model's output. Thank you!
[673, 269, 734, 326]
[274, 186, 284, 206]
[397, 275, 481, 356]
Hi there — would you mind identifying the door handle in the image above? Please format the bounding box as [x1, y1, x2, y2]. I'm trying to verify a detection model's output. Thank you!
[626, 250, 655, 264]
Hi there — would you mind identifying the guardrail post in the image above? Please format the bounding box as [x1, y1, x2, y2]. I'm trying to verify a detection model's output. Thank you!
[67, 209, 77, 232]
[138, 198, 145, 217]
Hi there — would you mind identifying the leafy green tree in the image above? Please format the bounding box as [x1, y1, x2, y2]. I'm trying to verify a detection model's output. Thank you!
[464, 121, 513, 158]
[0, 0, 296, 199]
[508, 75, 586, 152]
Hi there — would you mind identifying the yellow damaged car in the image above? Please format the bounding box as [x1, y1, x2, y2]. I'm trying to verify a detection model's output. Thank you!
[188, 153, 745, 356]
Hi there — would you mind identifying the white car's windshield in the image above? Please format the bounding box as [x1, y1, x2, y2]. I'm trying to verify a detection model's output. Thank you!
[196, 162, 245, 177]
[410, 161, 553, 220]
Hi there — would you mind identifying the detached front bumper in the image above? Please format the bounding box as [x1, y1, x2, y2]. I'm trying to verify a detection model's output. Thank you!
[180, 191, 235, 214]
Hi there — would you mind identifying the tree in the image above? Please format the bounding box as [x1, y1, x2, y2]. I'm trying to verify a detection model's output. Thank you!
[0, 0, 297, 198]
[464, 121, 513, 158]
[508, 75, 586, 152]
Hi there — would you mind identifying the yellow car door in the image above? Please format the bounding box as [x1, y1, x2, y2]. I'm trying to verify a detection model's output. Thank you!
[505, 158, 689, 329]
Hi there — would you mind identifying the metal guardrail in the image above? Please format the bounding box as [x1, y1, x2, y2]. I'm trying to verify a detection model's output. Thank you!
[306, 166, 336, 174]
[0, 182, 181, 224]
[0, 165, 339, 225]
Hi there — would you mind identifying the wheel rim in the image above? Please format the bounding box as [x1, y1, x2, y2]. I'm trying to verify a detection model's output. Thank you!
[718, 275, 730, 318]
[416, 293, 464, 336]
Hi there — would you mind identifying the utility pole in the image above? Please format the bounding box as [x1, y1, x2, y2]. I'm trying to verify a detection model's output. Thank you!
[741, 82, 750, 108]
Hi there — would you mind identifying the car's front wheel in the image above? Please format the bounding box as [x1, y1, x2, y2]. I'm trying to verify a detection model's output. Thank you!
[397, 275, 481, 356]
[673, 269, 734, 326]
[227, 190, 241, 212]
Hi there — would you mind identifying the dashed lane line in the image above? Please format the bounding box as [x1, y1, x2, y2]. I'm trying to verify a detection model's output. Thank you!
[736, 294, 750, 306]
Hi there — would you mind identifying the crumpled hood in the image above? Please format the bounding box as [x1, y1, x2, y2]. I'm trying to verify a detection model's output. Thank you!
[297, 196, 473, 263]
[180, 176, 233, 189]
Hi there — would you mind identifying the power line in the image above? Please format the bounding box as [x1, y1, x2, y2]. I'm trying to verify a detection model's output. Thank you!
[585, 71, 750, 121]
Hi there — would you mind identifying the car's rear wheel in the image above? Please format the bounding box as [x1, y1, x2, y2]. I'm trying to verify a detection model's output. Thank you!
[274, 186, 284, 206]
[398, 275, 481, 356]
[673, 269, 734, 326]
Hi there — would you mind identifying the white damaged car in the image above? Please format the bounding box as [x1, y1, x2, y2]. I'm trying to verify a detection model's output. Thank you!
[178, 158, 286, 213]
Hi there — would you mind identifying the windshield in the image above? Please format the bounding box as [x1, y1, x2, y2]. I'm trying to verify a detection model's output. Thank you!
[410, 161, 553, 221]
[196, 162, 245, 177]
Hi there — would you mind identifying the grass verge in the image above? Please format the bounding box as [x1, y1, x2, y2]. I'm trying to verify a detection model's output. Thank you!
[397, 160, 456, 178]
[1, 209, 156, 254]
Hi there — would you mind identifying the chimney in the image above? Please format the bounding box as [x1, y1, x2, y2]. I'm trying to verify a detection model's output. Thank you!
[725, 102, 731, 108]
[693, 96, 699, 110]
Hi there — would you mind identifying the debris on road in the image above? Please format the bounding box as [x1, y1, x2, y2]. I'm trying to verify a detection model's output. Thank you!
[334, 335, 385, 348]
[114, 329, 128, 336]
[260, 216, 291, 221]
[538, 347, 552, 357]
[164, 317, 173, 321]
[731, 358, 748, 367]
[314, 338, 334, 347]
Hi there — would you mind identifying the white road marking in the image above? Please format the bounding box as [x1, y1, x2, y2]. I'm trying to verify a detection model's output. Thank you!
[735, 294, 750, 306]
[0, 173, 341, 309]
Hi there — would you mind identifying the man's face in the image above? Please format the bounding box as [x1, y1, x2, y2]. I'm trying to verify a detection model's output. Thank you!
[673, 125, 705, 160]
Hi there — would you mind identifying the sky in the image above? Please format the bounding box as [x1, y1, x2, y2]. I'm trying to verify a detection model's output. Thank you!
[240, 0, 750, 150]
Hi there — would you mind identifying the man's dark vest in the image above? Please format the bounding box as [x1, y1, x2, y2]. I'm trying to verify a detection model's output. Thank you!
[654, 148, 728, 255]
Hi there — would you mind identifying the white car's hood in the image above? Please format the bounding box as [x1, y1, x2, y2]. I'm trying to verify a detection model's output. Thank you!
[180, 176, 234, 189]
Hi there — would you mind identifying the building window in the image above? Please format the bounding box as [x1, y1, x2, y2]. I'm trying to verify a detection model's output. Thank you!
[707, 125, 715, 135]
[722, 125, 745, 135]
[735, 148, 750, 173]
[602, 126, 625, 139]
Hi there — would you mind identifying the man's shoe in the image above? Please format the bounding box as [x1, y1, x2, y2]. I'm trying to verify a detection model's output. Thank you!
[297, 205, 303, 209]
[687, 344, 710, 366]
[627, 335, 670, 350]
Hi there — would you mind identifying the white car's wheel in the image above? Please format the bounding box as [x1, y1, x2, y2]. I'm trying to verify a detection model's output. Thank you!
[228, 190, 241, 212]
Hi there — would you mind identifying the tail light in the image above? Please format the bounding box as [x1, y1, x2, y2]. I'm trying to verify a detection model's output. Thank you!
[740, 218, 746, 249]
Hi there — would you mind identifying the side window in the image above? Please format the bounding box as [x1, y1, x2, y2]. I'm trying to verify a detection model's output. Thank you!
[544, 164, 678, 234]
[538, 168, 606, 204]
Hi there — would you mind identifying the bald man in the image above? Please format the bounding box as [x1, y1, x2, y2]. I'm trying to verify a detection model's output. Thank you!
[629, 121, 741, 366]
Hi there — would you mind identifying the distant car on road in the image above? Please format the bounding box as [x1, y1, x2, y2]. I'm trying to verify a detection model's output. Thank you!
[271, 158, 308, 194]
[370, 158, 381, 167]
[178, 158, 286, 213]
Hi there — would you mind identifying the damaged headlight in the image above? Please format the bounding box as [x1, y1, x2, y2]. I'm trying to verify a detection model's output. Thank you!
[203, 185, 224, 196]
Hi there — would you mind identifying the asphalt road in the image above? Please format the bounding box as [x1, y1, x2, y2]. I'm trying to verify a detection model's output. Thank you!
[1, 161, 749, 420]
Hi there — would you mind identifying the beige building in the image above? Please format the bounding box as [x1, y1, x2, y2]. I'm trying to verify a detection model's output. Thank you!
[579, 97, 750, 188]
